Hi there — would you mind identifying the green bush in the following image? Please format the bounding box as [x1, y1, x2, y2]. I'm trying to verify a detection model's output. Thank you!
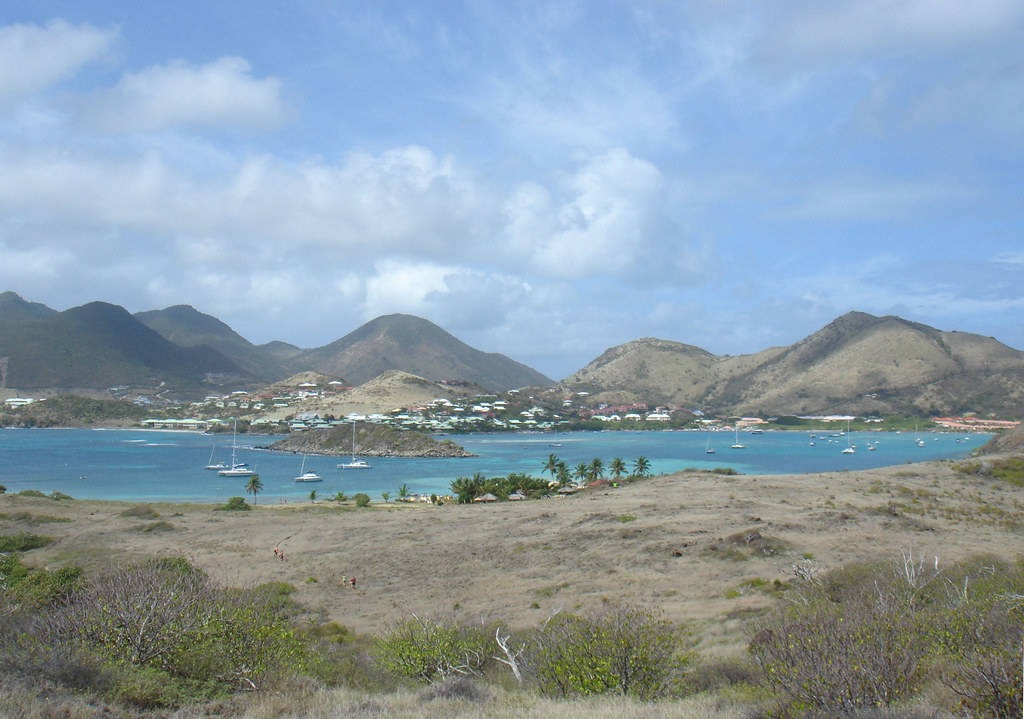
[42, 559, 305, 701]
[376, 615, 491, 683]
[16, 489, 47, 498]
[525, 605, 688, 699]
[214, 496, 249, 511]
[354, 493, 371, 507]
[0, 532, 55, 552]
[749, 553, 1024, 717]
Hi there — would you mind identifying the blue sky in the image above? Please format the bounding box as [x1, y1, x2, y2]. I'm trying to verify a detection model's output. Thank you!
[1, 1, 1022, 379]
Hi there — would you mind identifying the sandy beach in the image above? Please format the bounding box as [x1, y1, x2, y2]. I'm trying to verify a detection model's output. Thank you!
[5, 456, 1021, 651]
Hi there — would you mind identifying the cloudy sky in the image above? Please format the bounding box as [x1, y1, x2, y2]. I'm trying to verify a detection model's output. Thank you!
[1, 2, 1022, 379]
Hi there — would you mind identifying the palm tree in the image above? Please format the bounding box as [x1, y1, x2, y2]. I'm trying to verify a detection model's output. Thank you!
[556, 460, 571, 487]
[245, 475, 263, 505]
[543, 453, 561, 482]
[610, 457, 626, 481]
[632, 456, 651, 479]
[588, 457, 604, 481]
[397, 483, 410, 500]
[574, 463, 589, 483]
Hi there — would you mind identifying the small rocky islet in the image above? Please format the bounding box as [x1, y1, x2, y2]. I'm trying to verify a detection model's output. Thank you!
[264, 422, 474, 458]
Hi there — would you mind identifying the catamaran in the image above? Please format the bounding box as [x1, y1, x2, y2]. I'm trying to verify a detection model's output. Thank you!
[218, 419, 257, 477]
[294, 454, 322, 482]
[338, 421, 371, 469]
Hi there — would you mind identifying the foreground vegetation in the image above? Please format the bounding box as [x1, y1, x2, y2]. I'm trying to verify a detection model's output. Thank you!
[1, 533, 1020, 718]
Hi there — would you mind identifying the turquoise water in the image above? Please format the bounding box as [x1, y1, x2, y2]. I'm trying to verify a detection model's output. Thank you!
[0, 428, 989, 504]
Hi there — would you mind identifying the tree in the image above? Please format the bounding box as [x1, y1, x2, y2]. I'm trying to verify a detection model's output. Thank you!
[308, 489, 318, 503]
[543, 454, 560, 482]
[588, 457, 604, 481]
[556, 461, 571, 487]
[381, 491, 390, 503]
[245, 475, 263, 505]
[354, 493, 371, 507]
[632, 456, 651, 478]
[397, 483, 410, 500]
[609, 457, 626, 481]
[574, 463, 589, 483]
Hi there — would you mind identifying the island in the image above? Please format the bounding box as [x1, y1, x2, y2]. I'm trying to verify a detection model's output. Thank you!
[263, 422, 475, 457]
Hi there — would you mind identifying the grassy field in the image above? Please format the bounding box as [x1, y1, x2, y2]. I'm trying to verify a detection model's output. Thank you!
[2, 453, 1022, 717]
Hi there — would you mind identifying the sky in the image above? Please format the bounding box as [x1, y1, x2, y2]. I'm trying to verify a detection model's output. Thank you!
[0, 1, 1022, 379]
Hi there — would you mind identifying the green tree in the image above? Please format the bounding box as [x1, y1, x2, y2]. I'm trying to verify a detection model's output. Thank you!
[588, 457, 604, 481]
[245, 475, 263, 505]
[574, 463, 589, 483]
[556, 461, 571, 487]
[397, 483, 410, 500]
[609, 457, 626, 481]
[381, 491, 390, 503]
[354, 493, 371, 507]
[632, 456, 651, 478]
[543, 453, 561, 482]
[450, 473, 485, 504]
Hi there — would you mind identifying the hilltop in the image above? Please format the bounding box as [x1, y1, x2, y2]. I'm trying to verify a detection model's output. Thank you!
[288, 313, 552, 390]
[563, 311, 1024, 416]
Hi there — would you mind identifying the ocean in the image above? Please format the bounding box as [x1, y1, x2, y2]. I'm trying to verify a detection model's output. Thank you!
[0, 427, 989, 504]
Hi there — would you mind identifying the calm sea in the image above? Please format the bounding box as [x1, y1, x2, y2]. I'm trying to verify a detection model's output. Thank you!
[0, 428, 988, 504]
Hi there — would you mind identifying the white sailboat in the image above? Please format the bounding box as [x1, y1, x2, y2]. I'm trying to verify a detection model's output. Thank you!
[841, 419, 856, 454]
[218, 419, 257, 477]
[705, 434, 716, 454]
[338, 422, 371, 469]
[730, 425, 745, 449]
[294, 454, 322, 482]
[203, 444, 228, 471]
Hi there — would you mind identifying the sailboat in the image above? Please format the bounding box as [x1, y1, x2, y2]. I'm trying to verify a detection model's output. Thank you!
[218, 419, 257, 477]
[730, 425, 745, 449]
[338, 422, 371, 469]
[705, 434, 716, 454]
[203, 443, 228, 471]
[841, 419, 856, 454]
[294, 454, 322, 482]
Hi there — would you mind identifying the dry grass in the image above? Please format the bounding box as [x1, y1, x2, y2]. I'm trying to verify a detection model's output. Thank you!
[4, 456, 1022, 653]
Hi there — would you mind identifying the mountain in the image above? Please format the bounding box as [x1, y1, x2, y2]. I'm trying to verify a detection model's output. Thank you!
[289, 314, 552, 391]
[0, 299, 252, 393]
[0, 291, 57, 320]
[563, 312, 1024, 416]
[135, 304, 286, 381]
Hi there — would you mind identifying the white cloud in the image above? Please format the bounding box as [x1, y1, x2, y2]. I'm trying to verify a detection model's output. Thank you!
[83, 56, 285, 132]
[0, 19, 115, 107]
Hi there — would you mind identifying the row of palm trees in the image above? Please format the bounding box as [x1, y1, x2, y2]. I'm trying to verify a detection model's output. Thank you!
[543, 453, 651, 485]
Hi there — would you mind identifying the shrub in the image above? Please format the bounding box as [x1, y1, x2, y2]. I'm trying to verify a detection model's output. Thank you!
[525, 605, 688, 699]
[120, 505, 159, 519]
[376, 615, 491, 683]
[214, 496, 249, 511]
[17, 489, 47, 498]
[41, 558, 305, 701]
[0, 532, 54, 552]
[354, 493, 371, 507]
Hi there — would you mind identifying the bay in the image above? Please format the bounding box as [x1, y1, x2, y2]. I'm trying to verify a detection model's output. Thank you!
[0, 428, 989, 504]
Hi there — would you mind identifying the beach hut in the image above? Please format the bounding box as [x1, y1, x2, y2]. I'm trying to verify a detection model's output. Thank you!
[474, 492, 499, 503]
